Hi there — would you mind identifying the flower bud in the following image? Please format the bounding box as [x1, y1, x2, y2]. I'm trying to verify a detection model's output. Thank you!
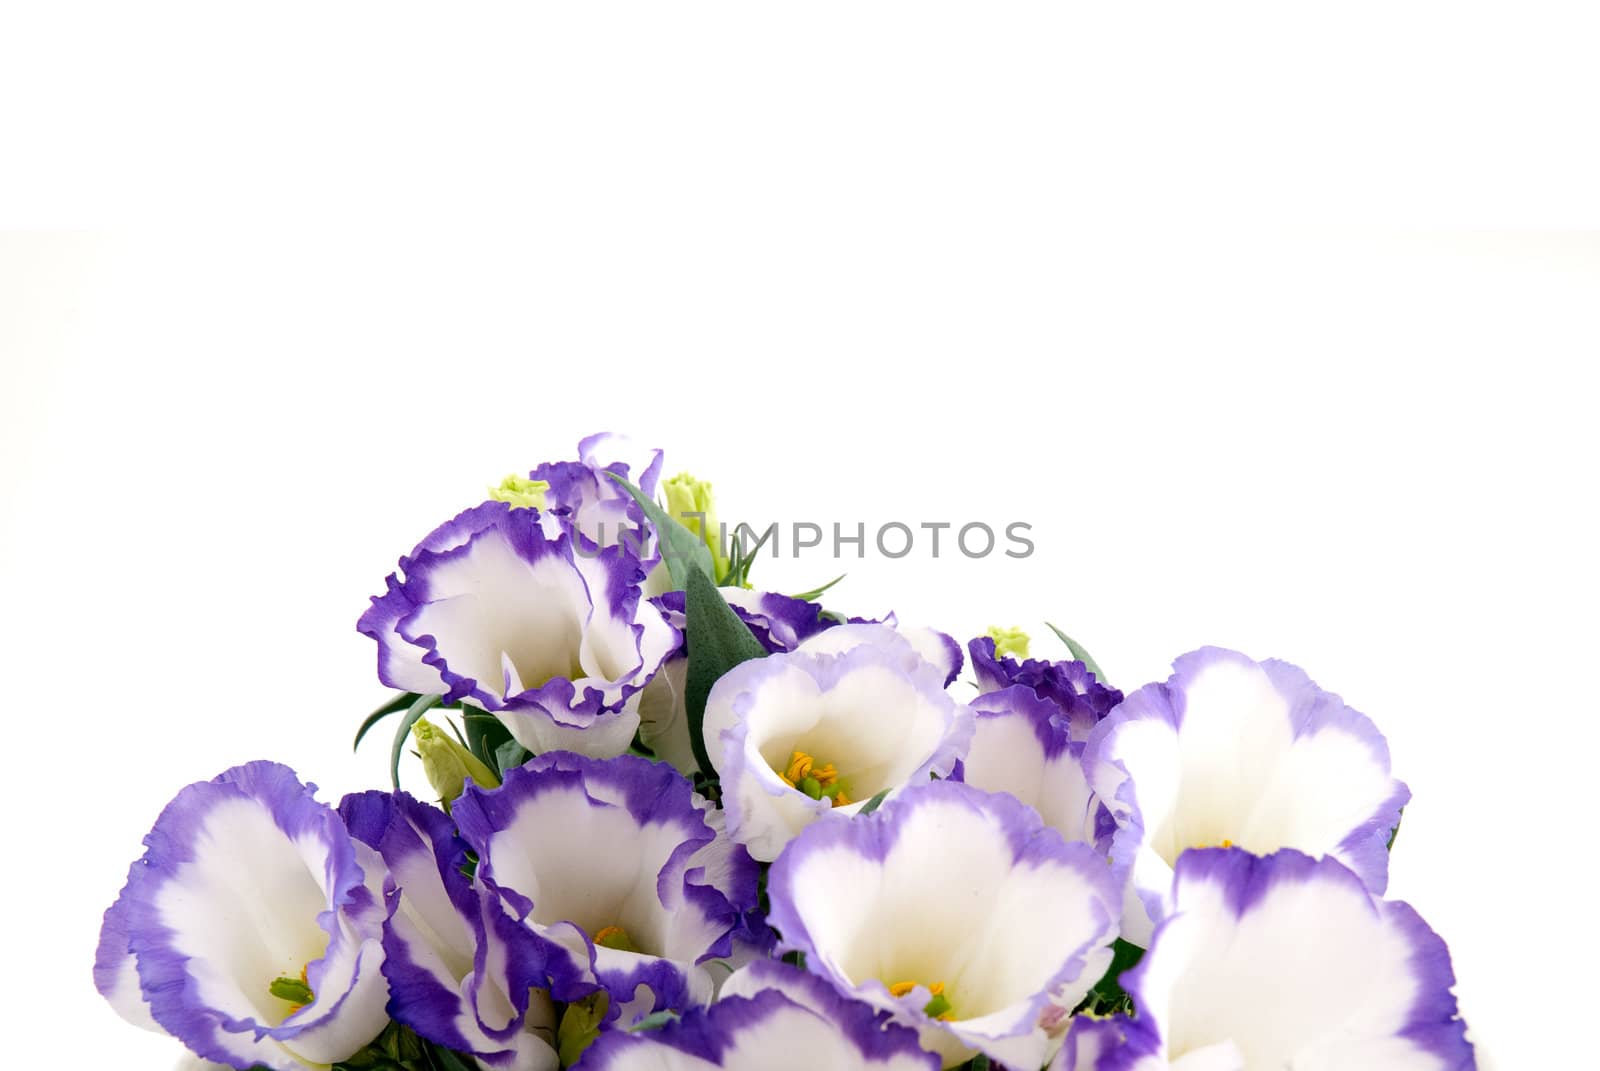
[661, 471, 729, 580]
[488, 473, 549, 510]
[984, 625, 1031, 660]
[412, 717, 499, 806]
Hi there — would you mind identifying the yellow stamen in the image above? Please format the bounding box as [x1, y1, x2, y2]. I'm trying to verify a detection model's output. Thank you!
[1221, 839, 1233, 849]
[888, 980, 953, 1019]
[779, 751, 852, 807]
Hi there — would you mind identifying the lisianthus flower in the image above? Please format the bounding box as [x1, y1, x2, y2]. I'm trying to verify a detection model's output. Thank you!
[957, 683, 1103, 848]
[532, 433, 666, 570]
[968, 635, 1123, 742]
[765, 781, 1122, 1069]
[338, 790, 561, 1071]
[451, 753, 763, 1026]
[703, 641, 974, 862]
[93, 762, 389, 1071]
[1082, 647, 1410, 946]
[1054, 849, 1476, 1071]
[575, 960, 938, 1071]
[805, 619, 965, 687]
[358, 502, 679, 758]
[639, 588, 833, 774]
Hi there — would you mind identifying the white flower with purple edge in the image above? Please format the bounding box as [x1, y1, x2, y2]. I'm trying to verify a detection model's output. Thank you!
[93, 762, 389, 1071]
[358, 500, 679, 758]
[805, 618, 965, 687]
[638, 587, 834, 775]
[702, 632, 974, 863]
[957, 682, 1105, 848]
[532, 432, 667, 572]
[968, 635, 1123, 743]
[450, 752, 764, 1027]
[575, 960, 938, 1070]
[1083, 647, 1410, 946]
[765, 780, 1122, 1070]
[1054, 849, 1475, 1071]
[339, 789, 562, 1071]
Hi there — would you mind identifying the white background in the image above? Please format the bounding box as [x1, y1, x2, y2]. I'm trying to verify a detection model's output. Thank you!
[4, 5, 1599, 1069]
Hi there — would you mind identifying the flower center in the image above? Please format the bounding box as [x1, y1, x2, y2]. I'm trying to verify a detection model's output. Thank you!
[268, 964, 315, 1016]
[889, 979, 954, 1020]
[592, 924, 640, 953]
[777, 750, 852, 806]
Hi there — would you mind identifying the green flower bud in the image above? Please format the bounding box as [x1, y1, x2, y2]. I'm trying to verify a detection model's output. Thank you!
[661, 471, 729, 580]
[488, 473, 550, 510]
[412, 717, 499, 807]
[984, 625, 1031, 660]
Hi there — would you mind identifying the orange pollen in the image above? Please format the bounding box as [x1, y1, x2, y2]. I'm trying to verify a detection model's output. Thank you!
[289, 964, 310, 1014]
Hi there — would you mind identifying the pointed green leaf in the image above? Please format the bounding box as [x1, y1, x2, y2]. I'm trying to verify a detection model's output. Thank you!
[495, 737, 531, 778]
[390, 694, 443, 789]
[354, 692, 421, 752]
[606, 472, 716, 589]
[464, 710, 513, 773]
[789, 573, 846, 602]
[1044, 622, 1108, 683]
[684, 567, 769, 779]
[856, 788, 891, 815]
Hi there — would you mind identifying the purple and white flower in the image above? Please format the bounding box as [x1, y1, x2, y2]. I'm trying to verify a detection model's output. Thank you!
[968, 635, 1123, 743]
[93, 762, 389, 1071]
[638, 588, 833, 774]
[957, 683, 1102, 847]
[702, 639, 974, 862]
[358, 502, 679, 758]
[1055, 849, 1476, 1071]
[532, 433, 667, 576]
[338, 790, 561, 1071]
[766, 781, 1122, 1069]
[804, 619, 965, 687]
[451, 752, 763, 1026]
[576, 959, 937, 1070]
[1083, 647, 1410, 946]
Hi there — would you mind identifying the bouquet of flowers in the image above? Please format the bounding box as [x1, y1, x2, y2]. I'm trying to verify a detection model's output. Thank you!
[94, 434, 1476, 1071]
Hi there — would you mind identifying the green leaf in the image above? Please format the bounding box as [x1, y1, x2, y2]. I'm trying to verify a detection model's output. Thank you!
[1387, 808, 1404, 851]
[789, 573, 846, 602]
[557, 992, 610, 1067]
[684, 567, 769, 778]
[968, 1054, 992, 1070]
[857, 788, 891, 815]
[426, 1044, 475, 1071]
[495, 737, 532, 778]
[1076, 937, 1144, 1015]
[606, 471, 716, 589]
[721, 524, 774, 587]
[390, 694, 443, 789]
[627, 1010, 681, 1032]
[464, 710, 514, 773]
[354, 692, 421, 752]
[1045, 622, 1109, 683]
